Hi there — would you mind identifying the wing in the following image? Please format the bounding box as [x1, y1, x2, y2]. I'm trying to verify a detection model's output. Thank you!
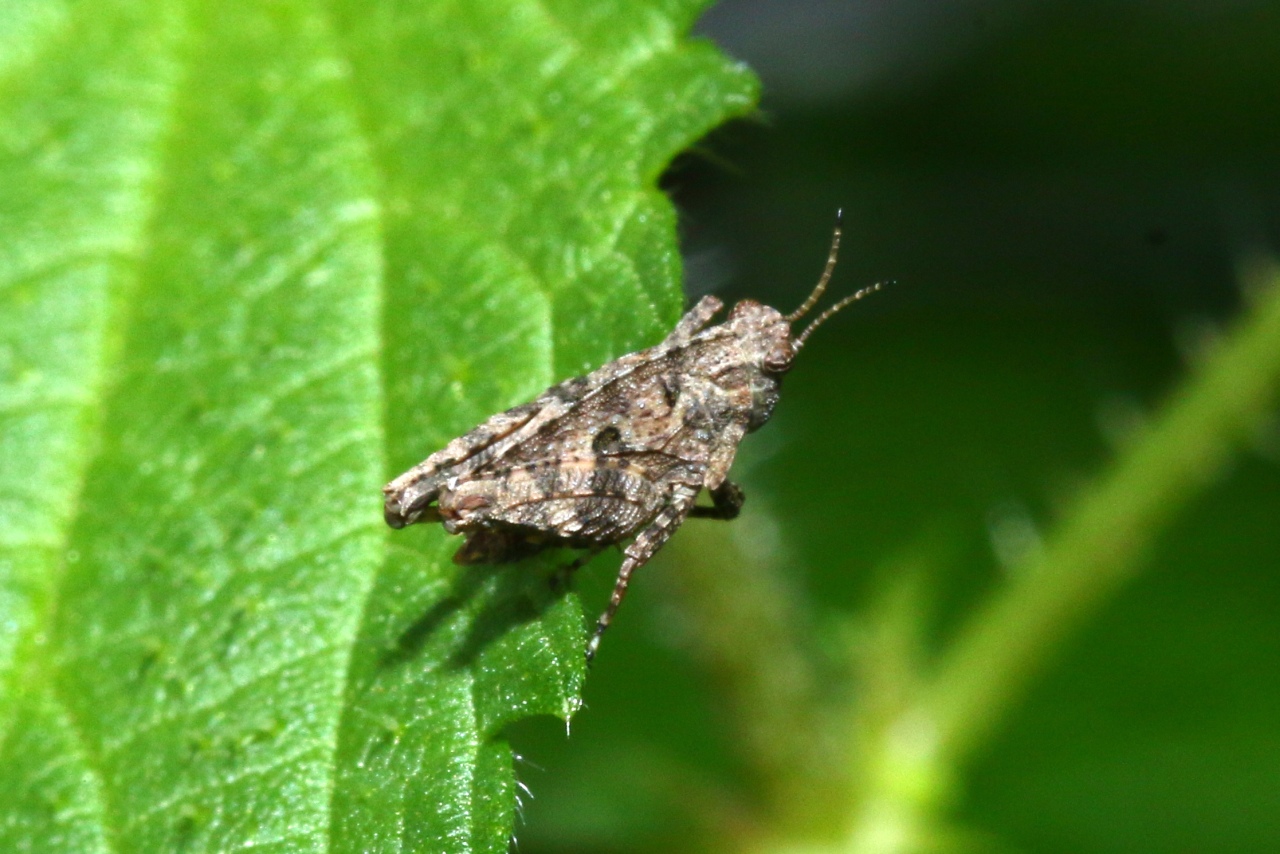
[443, 458, 665, 545]
[384, 299, 742, 527]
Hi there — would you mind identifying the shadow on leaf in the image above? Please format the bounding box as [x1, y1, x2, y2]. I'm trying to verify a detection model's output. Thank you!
[378, 555, 579, 672]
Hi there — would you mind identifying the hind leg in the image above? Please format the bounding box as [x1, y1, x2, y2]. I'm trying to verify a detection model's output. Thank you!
[586, 484, 697, 662]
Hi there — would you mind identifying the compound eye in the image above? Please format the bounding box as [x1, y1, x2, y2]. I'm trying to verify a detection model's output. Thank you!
[763, 341, 794, 374]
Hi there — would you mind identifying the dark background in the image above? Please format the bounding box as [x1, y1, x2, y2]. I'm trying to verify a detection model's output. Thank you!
[515, 2, 1280, 851]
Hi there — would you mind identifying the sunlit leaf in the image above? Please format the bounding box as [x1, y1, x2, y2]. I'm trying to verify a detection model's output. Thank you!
[0, 0, 757, 850]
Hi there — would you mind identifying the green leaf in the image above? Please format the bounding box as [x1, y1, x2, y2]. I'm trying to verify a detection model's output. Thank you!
[0, 0, 757, 850]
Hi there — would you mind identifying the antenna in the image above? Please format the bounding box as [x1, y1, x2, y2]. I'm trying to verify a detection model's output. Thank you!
[794, 281, 887, 350]
[784, 209, 890, 351]
[785, 209, 844, 323]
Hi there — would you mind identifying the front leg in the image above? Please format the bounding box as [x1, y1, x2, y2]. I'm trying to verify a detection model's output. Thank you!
[689, 480, 744, 520]
[585, 483, 698, 661]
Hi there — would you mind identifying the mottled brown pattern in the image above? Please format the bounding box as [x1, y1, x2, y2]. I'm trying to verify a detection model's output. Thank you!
[383, 215, 882, 660]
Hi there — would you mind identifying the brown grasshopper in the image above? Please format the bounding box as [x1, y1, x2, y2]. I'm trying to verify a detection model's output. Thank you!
[383, 213, 881, 660]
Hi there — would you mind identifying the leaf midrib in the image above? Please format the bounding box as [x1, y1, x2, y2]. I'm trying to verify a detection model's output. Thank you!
[7, 3, 194, 851]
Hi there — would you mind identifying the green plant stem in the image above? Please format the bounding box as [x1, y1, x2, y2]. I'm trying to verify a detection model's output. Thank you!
[663, 514, 844, 838]
[925, 272, 1280, 766]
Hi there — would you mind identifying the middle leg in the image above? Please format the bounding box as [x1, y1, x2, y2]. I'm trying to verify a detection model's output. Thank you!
[689, 480, 744, 520]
